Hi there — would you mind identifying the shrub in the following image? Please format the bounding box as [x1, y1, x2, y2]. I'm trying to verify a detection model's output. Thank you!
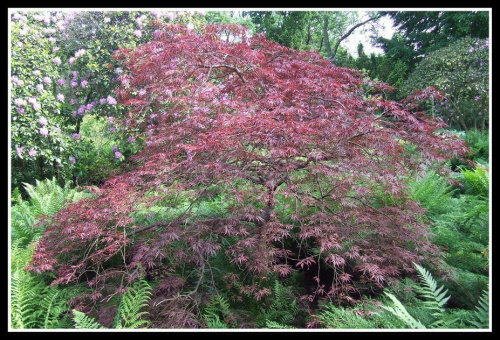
[400, 36, 489, 132]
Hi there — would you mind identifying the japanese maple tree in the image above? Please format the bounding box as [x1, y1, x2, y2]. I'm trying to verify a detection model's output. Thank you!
[29, 23, 468, 305]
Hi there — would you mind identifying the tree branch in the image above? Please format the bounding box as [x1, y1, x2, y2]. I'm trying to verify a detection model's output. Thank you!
[196, 64, 246, 83]
[331, 15, 380, 61]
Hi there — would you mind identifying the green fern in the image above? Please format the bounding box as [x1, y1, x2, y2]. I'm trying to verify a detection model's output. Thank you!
[71, 279, 153, 329]
[22, 177, 90, 217]
[410, 171, 455, 217]
[382, 293, 427, 329]
[382, 263, 458, 329]
[11, 240, 43, 329]
[11, 201, 39, 243]
[203, 294, 232, 328]
[113, 278, 152, 329]
[38, 287, 72, 329]
[11, 238, 34, 272]
[10, 179, 94, 329]
[204, 312, 228, 329]
[316, 303, 380, 329]
[11, 240, 80, 329]
[11, 267, 45, 328]
[469, 288, 489, 328]
[71, 278, 153, 329]
[265, 320, 296, 329]
[463, 130, 489, 163]
[461, 166, 489, 198]
[257, 279, 300, 327]
[72, 310, 105, 329]
[413, 263, 451, 327]
[11, 178, 93, 244]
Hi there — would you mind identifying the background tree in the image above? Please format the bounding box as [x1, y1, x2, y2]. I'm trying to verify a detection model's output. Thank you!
[399, 36, 489, 132]
[11, 11, 85, 190]
[244, 11, 380, 62]
[29, 23, 468, 308]
[377, 11, 489, 72]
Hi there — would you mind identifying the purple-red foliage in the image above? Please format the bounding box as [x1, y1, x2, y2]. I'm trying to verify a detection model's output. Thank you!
[29, 23, 468, 303]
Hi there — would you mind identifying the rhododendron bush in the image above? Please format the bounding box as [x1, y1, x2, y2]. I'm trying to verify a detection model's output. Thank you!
[29, 23, 469, 305]
[10, 10, 209, 189]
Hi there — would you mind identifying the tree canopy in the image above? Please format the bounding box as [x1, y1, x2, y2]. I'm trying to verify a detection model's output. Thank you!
[29, 23, 468, 304]
[378, 11, 489, 69]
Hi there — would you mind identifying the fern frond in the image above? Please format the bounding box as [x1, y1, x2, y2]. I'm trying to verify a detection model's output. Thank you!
[11, 240, 76, 329]
[257, 279, 300, 327]
[204, 312, 228, 329]
[113, 278, 152, 329]
[469, 289, 489, 328]
[203, 294, 233, 328]
[265, 320, 296, 329]
[10, 269, 44, 328]
[413, 263, 450, 326]
[382, 293, 426, 329]
[23, 181, 45, 217]
[461, 166, 489, 198]
[11, 202, 38, 243]
[10, 239, 44, 329]
[39, 287, 69, 329]
[11, 238, 33, 272]
[410, 171, 454, 217]
[11, 187, 23, 205]
[316, 303, 379, 329]
[72, 310, 105, 329]
[12, 178, 93, 244]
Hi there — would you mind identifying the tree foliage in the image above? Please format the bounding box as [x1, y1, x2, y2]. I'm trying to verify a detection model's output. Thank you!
[28, 23, 468, 306]
[400, 36, 489, 131]
[244, 11, 379, 62]
[379, 11, 489, 69]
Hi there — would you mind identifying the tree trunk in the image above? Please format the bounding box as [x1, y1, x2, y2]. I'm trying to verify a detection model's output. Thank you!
[331, 16, 380, 61]
[306, 22, 312, 46]
[459, 118, 469, 132]
[322, 16, 332, 58]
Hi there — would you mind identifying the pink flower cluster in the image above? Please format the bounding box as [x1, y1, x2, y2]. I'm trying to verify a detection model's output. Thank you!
[16, 146, 24, 158]
[75, 49, 86, 58]
[11, 76, 24, 86]
[14, 98, 26, 106]
[107, 96, 117, 105]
